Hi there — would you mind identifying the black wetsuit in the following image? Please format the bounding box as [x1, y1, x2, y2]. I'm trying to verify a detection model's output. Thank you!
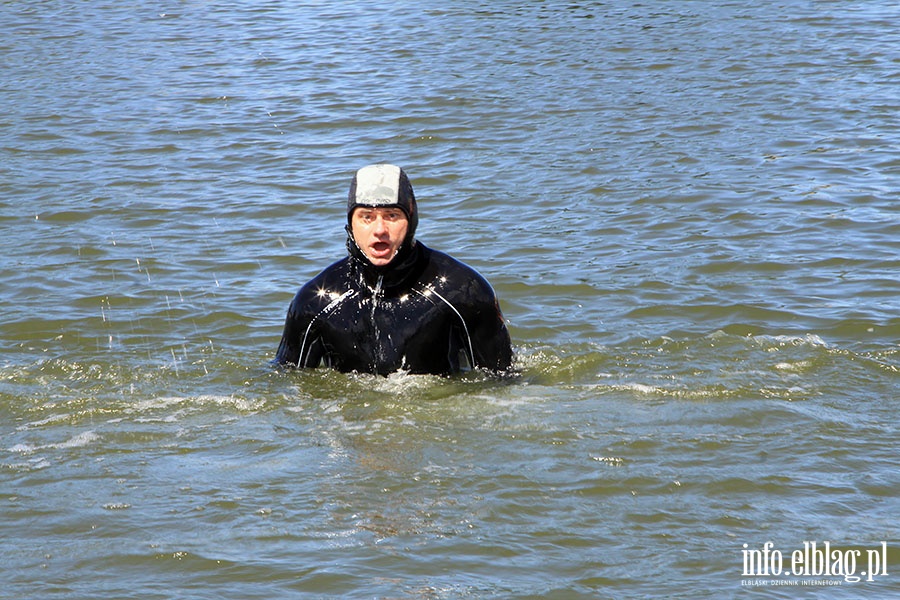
[275, 241, 513, 375]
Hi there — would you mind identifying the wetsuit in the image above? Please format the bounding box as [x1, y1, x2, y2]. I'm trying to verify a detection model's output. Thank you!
[274, 241, 513, 375]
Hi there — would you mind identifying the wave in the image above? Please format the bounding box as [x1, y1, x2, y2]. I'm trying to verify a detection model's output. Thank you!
[1, 330, 896, 448]
[8, 430, 100, 455]
[516, 330, 898, 402]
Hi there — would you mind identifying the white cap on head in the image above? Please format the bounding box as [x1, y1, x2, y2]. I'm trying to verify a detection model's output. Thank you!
[352, 164, 402, 205]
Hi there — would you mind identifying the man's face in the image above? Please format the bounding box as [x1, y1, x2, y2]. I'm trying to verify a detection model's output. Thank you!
[351, 206, 409, 267]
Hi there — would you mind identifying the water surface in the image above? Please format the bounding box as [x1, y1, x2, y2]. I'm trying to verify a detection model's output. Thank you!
[2, 1, 899, 598]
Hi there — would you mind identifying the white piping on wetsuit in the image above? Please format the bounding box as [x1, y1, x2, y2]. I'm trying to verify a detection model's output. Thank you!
[296, 289, 357, 367]
[412, 285, 476, 368]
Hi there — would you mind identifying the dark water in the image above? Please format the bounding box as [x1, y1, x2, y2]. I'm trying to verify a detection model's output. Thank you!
[2, 1, 899, 598]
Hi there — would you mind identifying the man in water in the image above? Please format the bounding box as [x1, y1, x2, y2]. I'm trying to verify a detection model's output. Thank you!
[274, 163, 513, 375]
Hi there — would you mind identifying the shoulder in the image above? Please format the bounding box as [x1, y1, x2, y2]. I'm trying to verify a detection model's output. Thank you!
[422, 245, 481, 277]
[289, 257, 353, 309]
[419, 243, 497, 298]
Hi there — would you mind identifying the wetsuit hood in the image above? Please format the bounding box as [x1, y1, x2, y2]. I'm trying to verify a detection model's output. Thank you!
[345, 164, 422, 286]
[347, 164, 418, 243]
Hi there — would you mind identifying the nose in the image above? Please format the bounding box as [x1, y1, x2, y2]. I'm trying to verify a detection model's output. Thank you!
[372, 215, 389, 235]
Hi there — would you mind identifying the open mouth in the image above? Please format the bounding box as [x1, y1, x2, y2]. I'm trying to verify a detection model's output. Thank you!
[370, 242, 391, 255]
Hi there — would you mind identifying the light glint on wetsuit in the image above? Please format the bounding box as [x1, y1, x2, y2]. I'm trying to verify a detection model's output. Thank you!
[274, 164, 513, 376]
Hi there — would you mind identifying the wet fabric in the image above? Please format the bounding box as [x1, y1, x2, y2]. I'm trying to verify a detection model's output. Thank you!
[275, 241, 513, 375]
